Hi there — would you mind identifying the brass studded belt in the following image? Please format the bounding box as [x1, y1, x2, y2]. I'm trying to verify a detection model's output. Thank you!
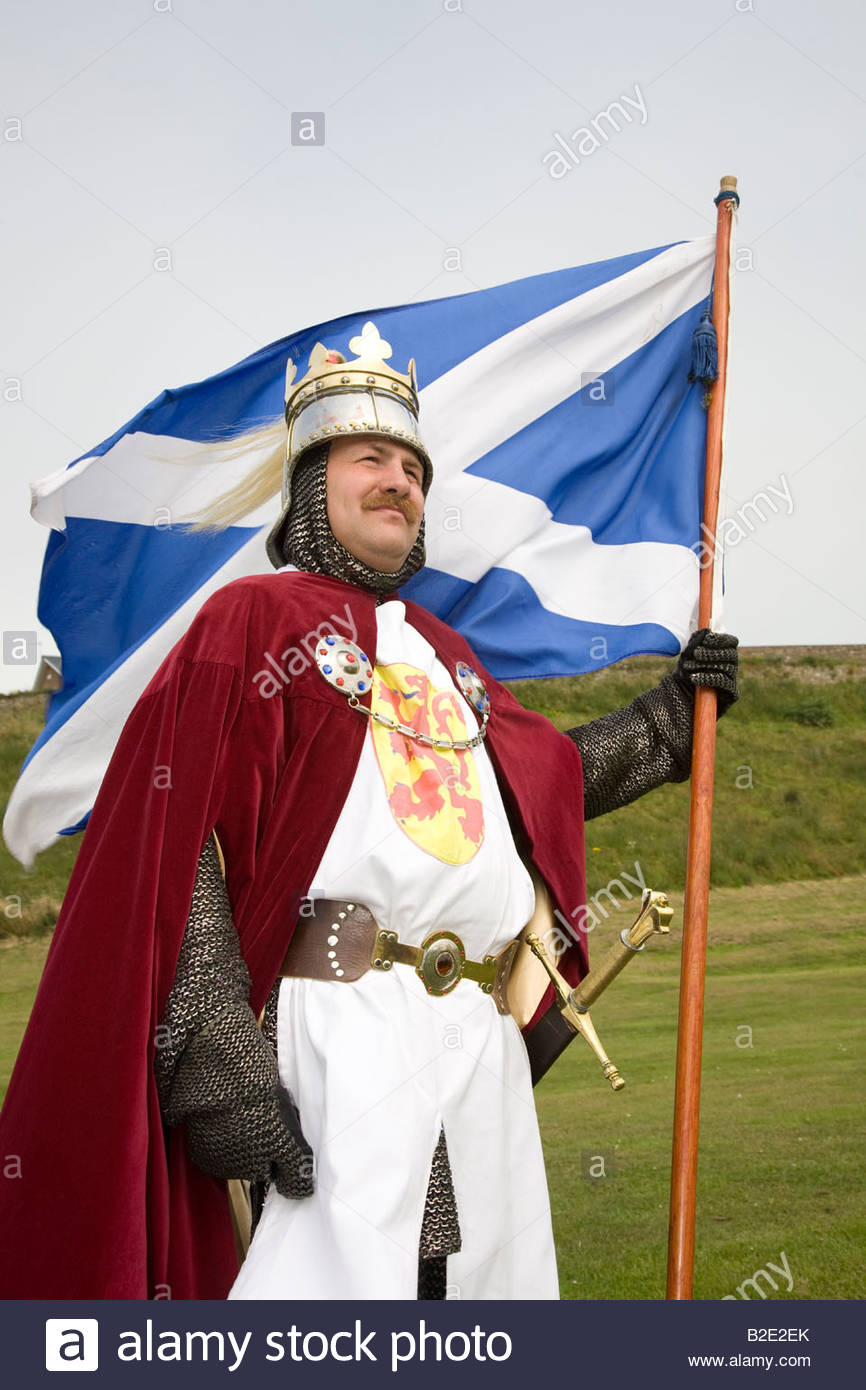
[279, 898, 521, 1016]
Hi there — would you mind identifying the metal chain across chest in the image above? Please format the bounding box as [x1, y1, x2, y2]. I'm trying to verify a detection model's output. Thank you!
[314, 635, 490, 751]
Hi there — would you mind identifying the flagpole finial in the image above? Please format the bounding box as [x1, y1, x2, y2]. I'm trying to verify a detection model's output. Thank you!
[714, 174, 739, 208]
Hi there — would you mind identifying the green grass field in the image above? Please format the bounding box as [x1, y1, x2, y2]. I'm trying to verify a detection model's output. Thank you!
[541, 876, 865, 1300]
[1, 647, 864, 1299]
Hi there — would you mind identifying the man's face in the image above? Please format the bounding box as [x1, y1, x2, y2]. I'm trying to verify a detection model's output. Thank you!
[326, 435, 426, 572]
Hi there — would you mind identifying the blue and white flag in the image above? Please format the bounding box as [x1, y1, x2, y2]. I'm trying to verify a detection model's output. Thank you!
[6, 236, 716, 863]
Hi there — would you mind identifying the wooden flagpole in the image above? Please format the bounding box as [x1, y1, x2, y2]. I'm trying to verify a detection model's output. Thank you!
[666, 175, 738, 1300]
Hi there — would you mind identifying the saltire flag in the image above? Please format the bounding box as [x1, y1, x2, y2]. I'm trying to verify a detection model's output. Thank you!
[5, 235, 716, 865]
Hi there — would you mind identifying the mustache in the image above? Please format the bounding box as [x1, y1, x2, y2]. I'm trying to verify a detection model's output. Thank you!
[362, 494, 419, 522]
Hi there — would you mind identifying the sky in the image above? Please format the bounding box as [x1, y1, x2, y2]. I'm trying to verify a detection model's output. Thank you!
[2, 0, 865, 694]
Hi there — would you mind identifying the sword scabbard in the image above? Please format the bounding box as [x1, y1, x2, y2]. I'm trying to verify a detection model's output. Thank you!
[525, 890, 672, 1092]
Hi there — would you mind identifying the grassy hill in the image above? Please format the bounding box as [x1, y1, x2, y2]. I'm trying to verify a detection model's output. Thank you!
[3, 645, 865, 937]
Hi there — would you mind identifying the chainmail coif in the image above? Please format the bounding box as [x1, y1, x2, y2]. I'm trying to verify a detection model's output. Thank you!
[280, 442, 427, 596]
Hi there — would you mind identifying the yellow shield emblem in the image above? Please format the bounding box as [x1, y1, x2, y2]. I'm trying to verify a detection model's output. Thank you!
[369, 662, 484, 865]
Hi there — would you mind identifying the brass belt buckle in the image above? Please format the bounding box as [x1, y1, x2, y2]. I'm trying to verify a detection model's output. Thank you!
[370, 926, 505, 1003]
[417, 930, 466, 996]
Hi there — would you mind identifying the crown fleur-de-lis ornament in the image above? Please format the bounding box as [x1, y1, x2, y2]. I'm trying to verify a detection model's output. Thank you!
[348, 322, 393, 361]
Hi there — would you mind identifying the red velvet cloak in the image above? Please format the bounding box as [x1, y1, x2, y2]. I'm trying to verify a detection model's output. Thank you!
[0, 570, 586, 1299]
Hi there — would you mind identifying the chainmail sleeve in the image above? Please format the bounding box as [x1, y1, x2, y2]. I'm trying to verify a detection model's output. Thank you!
[564, 673, 695, 821]
[154, 834, 315, 1201]
[153, 833, 252, 1114]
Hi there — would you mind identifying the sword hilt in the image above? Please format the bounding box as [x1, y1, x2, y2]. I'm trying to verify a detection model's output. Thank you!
[571, 889, 672, 1012]
[525, 889, 672, 1092]
[525, 931, 625, 1090]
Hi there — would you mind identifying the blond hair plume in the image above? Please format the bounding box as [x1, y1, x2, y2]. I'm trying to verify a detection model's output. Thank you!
[173, 418, 287, 532]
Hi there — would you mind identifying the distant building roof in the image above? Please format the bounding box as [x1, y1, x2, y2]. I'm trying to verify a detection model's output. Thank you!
[33, 655, 62, 693]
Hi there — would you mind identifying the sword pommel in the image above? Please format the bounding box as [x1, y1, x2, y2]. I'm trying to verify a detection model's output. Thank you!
[622, 889, 673, 951]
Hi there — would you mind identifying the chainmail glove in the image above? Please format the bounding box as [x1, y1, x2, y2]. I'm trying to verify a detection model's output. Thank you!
[166, 1002, 315, 1199]
[673, 628, 739, 711]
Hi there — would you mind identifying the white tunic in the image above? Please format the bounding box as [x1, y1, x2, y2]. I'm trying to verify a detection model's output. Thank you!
[228, 598, 560, 1300]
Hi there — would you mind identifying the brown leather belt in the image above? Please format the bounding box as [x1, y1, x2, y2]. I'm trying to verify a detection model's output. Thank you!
[279, 897, 520, 1016]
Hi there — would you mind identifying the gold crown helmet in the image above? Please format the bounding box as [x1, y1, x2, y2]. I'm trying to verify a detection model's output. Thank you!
[265, 321, 432, 568]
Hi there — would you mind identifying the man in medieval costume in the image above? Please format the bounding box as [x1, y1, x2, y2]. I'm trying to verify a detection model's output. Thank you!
[0, 324, 738, 1301]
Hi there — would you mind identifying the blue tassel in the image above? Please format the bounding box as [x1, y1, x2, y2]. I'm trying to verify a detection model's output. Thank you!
[689, 309, 718, 389]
